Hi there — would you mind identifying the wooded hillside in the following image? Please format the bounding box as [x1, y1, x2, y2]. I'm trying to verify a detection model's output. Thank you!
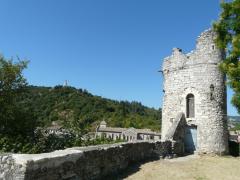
[18, 85, 161, 132]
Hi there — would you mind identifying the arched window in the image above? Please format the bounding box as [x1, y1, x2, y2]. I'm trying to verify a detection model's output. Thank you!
[186, 94, 195, 118]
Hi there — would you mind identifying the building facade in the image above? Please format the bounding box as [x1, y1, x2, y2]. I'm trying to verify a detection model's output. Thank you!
[37, 121, 70, 136]
[161, 29, 229, 155]
[96, 121, 161, 141]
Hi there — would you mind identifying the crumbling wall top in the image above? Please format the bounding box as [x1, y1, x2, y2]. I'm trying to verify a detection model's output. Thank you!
[162, 29, 221, 72]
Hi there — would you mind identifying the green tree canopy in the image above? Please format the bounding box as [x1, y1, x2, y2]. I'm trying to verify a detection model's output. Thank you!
[213, 0, 240, 113]
[0, 55, 34, 135]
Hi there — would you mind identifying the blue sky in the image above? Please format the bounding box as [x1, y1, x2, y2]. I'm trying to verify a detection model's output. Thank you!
[0, 0, 238, 116]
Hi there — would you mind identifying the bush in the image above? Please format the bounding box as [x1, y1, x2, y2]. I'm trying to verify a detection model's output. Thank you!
[0, 131, 125, 154]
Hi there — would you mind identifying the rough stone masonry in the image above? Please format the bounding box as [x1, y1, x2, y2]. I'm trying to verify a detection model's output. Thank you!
[161, 29, 229, 155]
[0, 141, 179, 180]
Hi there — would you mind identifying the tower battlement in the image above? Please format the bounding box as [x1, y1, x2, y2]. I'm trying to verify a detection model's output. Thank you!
[162, 29, 223, 74]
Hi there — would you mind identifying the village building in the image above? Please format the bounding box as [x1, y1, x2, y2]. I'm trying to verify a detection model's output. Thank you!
[40, 121, 70, 136]
[95, 121, 161, 141]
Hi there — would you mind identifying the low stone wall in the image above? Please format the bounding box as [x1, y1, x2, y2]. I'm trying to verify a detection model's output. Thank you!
[0, 154, 25, 180]
[0, 141, 177, 180]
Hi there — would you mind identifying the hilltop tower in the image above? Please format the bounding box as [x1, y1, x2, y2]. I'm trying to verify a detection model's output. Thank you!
[161, 29, 228, 155]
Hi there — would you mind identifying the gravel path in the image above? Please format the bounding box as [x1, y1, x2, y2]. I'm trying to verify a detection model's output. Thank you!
[120, 155, 240, 180]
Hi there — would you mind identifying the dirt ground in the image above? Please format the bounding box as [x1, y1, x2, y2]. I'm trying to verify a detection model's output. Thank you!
[120, 155, 240, 180]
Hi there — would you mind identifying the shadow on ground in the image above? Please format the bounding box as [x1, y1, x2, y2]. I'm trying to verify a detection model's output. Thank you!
[102, 157, 160, 180]
[102, 153, 194, 180]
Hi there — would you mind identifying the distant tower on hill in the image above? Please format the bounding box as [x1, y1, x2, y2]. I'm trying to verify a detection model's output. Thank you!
[161, 29, 228, 155]
[64, 80, 68, 87]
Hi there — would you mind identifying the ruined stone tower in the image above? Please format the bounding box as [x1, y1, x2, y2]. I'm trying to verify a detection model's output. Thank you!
[161, 29, 228, 155]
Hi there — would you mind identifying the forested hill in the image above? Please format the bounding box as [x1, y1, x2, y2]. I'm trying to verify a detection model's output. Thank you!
[19, 86, 161, 132]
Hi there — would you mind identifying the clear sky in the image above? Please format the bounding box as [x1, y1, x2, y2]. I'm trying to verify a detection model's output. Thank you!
[0, 0, 238, 116]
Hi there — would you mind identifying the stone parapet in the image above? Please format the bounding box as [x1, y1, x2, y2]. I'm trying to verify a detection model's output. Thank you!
[0, 140, 179, 180]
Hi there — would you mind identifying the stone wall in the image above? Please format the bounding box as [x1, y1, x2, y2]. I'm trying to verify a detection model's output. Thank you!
[0, 141, 177, 180]
[161, 29, 228, 154]
[0, 154, 25, 180]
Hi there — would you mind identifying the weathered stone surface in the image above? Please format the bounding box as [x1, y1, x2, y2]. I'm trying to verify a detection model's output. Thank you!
[161, 29, 229, 155]
[0, 154, 25, 180]
[165, 112, 186, 141]
[0, 141, 176, 180]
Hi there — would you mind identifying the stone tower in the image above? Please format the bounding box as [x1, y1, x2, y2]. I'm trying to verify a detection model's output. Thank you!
[161, 29, 228, 155]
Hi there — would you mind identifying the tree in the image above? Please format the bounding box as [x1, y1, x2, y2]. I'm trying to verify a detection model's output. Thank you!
[213, 0, 240, 113]
[0, 55, 31, 135]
